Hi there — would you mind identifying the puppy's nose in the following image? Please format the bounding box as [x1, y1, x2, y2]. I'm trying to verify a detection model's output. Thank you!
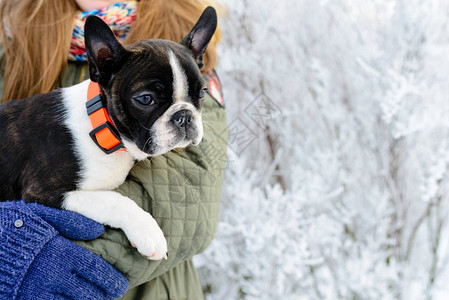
[172, 109, 193, 128]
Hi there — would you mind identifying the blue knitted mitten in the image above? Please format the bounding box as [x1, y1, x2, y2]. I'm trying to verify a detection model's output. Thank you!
[0, 201, 129, 299]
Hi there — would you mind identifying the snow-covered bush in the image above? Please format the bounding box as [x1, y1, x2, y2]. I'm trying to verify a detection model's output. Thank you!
[195, 0, 449, 299]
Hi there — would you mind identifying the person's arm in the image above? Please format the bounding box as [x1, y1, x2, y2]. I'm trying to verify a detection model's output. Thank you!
[0, 200, 129, 299]
[76, 71, 228, 288]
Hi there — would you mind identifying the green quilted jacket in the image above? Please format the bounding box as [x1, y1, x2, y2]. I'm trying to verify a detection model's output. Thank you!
[1, 60, 228, 299]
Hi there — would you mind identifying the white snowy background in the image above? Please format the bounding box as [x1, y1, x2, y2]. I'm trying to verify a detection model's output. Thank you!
[194, 0, 449, 299]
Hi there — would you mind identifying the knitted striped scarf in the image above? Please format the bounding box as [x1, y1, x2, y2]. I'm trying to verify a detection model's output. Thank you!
[69, 1, 137, 61]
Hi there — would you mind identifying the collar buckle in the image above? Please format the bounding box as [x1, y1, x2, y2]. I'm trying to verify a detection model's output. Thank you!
[88, 121, 125, 154]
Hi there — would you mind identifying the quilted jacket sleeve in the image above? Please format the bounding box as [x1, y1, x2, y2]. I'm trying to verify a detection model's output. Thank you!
[75, 82, 228, 288]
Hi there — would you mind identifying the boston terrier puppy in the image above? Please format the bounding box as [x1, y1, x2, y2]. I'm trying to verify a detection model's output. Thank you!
[0, 7, 217, 260]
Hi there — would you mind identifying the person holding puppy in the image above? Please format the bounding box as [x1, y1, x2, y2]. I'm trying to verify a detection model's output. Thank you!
[0, 0, 227, 299]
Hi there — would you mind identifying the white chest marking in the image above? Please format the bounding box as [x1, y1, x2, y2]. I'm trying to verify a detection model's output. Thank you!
[169, 50, 188, 103]
[61, 81, 136, 191]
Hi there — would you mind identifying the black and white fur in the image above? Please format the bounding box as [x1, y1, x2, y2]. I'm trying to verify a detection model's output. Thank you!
[0, 7, 217, 260]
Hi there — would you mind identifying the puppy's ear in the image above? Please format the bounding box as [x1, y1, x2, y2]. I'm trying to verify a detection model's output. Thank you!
[84, 15, 128, 85]
[180, 6, 217, 69]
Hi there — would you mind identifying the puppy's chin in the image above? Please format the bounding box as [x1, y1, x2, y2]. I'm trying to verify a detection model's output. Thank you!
[148, 135, 202, 156]
[191, 134, 203, 146]
[174, 139, 193, 149]
[176, 129, 204, 149]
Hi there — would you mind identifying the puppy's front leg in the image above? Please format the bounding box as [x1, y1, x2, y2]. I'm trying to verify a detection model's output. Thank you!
[63, 191, 167, 260]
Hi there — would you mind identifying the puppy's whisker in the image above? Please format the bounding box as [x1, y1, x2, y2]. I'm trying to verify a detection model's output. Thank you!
[138, 121, 152, 131]
[143, 136, 153, 149]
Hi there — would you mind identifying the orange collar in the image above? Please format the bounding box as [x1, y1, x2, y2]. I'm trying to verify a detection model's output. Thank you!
[86, 81, 125, 154]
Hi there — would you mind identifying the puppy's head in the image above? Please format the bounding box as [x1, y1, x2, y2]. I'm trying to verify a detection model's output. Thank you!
[84, 7, 217, 159]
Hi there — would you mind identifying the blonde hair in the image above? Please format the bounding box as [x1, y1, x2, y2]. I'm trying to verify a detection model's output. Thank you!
[126, 0, 221, 70]
[0, 0, 221, 103]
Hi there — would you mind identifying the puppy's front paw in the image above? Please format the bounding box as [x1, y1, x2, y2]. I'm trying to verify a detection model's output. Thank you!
[124, 213, 167, 260]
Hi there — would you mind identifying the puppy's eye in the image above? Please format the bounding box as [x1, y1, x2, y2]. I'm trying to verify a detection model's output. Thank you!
[134, 95, 155, 106]
[199, 88, 207, 98]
